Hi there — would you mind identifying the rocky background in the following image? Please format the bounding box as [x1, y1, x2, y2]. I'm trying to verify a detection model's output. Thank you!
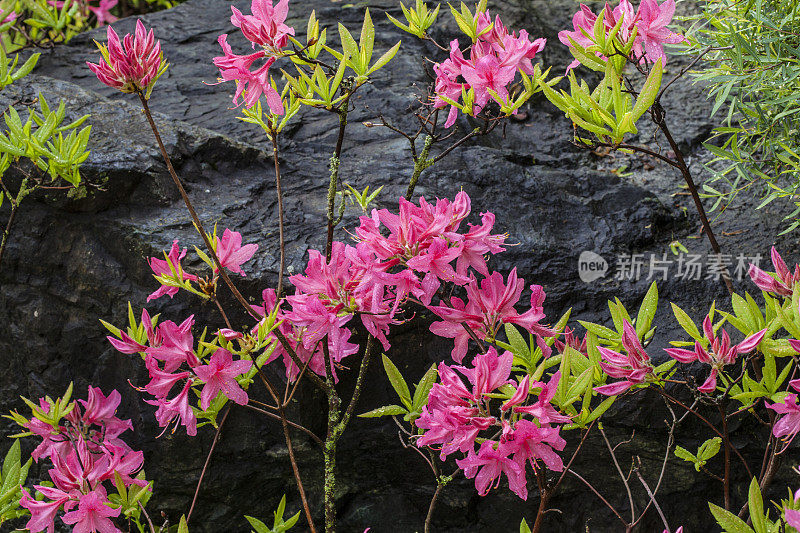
[0, 0, 797, 531]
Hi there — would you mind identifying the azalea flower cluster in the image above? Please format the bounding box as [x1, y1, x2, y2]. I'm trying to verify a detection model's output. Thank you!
[87, 19, 167, 96]
[433, 11, 546, 127]
[252, 191, 508, 381]
[558, 0, 685, 69]
[416, 348, 569, 499]
[665, 315, 765, 393]
[145, 228, 258, 301]
[213, 0, 294, 110]
[12, 387, 148, 533]
[108, 310, 253, 436]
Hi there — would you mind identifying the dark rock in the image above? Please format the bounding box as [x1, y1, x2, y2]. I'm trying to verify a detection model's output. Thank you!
[1, 0, 798, 532]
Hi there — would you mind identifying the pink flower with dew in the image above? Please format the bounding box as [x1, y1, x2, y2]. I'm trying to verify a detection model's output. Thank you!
[61, 489, 122, 533]
[213, 34, 283, 112]
[749, 246, 800, 297]
[429, 269, 553, 363]
[87, 19, 166, 96]
[146, 379, 197, 436]
[252, 289, 359, 382]
[507, 372, 572, 425]
[230, 0, 295, 51]
[145, 315, 198, 372]
[19, 486, 71, 533]
[217, 328, 244, 340]
[501, 418, 566, 474]
[456, 212, 507, 277]
[457, 439, 527, 499]
[143, 355, 191, 399]
[458, 348, 514, 400]
[460, 53, 517, 110]
[766, 380, 800, 440]
[215, 228, 259, 276]
[193, 348, 252, 410]
[433, 43, 466, 129]
[665, 315, 766, 393]
[594, 320, 653, 396]
[633, 0, 686, 64]
[77, 386, 133, 439]
[146, 239, 198, 302]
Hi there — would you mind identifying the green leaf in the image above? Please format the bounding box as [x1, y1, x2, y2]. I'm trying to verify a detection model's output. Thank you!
[709, 502, 755, 533]
[673, 445, 698, 464]
[671, 302, 702, 341]
[381, 354, 412, 409]
[698, 437, 722, 461]
[635, 281, 658, 339]
[178, 515, 189, 533]
[358, 405, 407, 418]
[629, 57, 663, 124]
[748, 478, 766, 533]
[412, 364, 438, 411]
[367, 41, 401, 75]
[245, 515, 272, 533]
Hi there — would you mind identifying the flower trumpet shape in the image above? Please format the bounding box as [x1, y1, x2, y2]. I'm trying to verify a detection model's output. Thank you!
[665, 315, 766, 393]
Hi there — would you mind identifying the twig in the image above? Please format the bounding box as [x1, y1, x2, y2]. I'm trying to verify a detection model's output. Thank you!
[270, 135, 286, 297]
[187, 406, 230, 523]
[599, 425, 636, 523]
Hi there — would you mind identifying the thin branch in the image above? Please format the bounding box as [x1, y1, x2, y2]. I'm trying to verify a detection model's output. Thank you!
[568, 469, 628, 526]
[599, 425, 636, 523]
[242, 402, 323, 446]
[187, 406, 230, 523]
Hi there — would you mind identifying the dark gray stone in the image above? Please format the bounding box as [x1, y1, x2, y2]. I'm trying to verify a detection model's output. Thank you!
[1, 0, 797, 531]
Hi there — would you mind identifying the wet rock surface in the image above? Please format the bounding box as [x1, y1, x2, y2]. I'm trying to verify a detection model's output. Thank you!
[1, 0, 797, 531]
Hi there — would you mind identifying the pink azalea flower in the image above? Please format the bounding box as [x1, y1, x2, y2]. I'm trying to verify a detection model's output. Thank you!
[19, 486, 71, 533]
[786, 509, 800, 529]
[766, 380, 800, 440]
[145, 315, 198, 372]
[61, 489, 122, 533]
[230, 0, 295, 51]
[215, 228, 259, 276]
[77, 387, 133, 440]
[509, 371, 572, 424]
[143, 356, 191, 399]
[459, 348, 513, 400]
[502, 418, 566, 474]
[595, 320, 653, 395]
[213, 34, 282, 111]
[193, 348, 252, 410]
[146, 379, 197, 436]
[87, 19, 165, 95]
[633, 0, 686, 63]
[457, 439, 527, 499]
[457, 212, 507, 277]
[749, 246, 800, 297]
[106, 329, 146, 354]
[146, 239, 198, 302]
[430, 269, 553, 362]
[665, 315, 766, 393]
[461, 53, 517, 110]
